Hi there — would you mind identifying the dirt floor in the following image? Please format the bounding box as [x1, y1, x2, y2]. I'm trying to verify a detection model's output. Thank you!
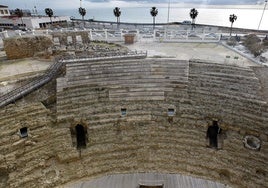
[0, 58, 53, 95]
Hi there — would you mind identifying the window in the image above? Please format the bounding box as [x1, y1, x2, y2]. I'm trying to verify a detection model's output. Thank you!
[20, 127, 28, 138]
[167, 108, 175, 116]
[121, 108, 127, 116]
[75, 124, 86, 149]
[4, 10, 8, 14]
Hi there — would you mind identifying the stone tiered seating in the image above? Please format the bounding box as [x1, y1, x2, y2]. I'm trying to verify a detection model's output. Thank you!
[57, 59, 189, 120]
[56, 58, 267, 188]
[188, 60, 267, 131]
[2, 58, 267, 188]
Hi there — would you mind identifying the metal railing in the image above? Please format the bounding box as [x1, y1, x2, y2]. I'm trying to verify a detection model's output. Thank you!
[0, 51, 147, 108]
[1, 28, 222, 43]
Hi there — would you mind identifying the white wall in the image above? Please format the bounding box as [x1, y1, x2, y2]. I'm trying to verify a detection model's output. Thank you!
[0, 16, 70, 29]
[0, 7, 10, 17]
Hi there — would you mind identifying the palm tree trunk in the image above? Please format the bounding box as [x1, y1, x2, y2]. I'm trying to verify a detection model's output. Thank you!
[83, 16, 85, 27]
[153, 17, 155, 30]
[230, 22, 233, 36]
[117, 17, 119, 29]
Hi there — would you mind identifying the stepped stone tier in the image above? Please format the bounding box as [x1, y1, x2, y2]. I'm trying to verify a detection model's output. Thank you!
[0, 58, 267, 188]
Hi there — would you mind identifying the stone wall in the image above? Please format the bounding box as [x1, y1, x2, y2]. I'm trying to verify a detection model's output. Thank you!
[52, 31, 90, 46]
[3, 31, 90, 60]
[0, 103, 55, 187]
[3, 36, 53, 60]
[0, 59, 267, 188]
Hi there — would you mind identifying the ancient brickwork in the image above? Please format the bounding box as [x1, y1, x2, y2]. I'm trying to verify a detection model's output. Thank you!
[0, 103, 55, 187]
[52, 31, 90, 46]
[3, 36, 53, 59]
[0, 59, 267, 187]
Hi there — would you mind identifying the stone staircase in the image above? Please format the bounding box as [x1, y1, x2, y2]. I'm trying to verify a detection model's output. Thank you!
[0, 51, 147, 108]
[57, 59, 189, 120]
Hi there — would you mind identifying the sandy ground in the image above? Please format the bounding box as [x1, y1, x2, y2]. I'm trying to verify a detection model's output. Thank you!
[125, 41, 259, 67]
[0, 59, 52, 80]
[0, 59, 52, 94]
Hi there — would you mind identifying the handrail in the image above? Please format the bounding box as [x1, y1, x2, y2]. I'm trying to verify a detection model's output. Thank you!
[0, 51, 147, 108]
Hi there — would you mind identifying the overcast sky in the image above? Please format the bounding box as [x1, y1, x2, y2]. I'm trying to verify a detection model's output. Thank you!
[1, 0, 265, 10]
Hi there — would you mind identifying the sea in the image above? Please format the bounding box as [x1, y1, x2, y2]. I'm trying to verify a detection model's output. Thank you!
[53, 6, 268, 30]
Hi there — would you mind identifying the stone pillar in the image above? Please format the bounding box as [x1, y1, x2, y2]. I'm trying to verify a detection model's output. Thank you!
[153, 30, 156, 40]
[89, 29, 93, 40]
[4, 30, 9, 38]
[136, 29, 140, 41]
[120, 29, 123, 40]
[104, 29, 108, 41]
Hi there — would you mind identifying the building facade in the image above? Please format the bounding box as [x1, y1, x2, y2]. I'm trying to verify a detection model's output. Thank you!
[0, 5, 10, 17]
[0, 5, 70, 29]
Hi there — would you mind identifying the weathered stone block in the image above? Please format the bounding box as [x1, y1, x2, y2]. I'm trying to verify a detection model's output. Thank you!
[3, 36, 53, 59]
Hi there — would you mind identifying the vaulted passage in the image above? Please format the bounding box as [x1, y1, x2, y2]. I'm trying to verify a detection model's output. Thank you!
[207, 121, 221, 149]
[75, 124, 86, 148]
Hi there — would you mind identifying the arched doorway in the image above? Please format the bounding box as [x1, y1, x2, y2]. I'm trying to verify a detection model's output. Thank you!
[206, 121, 221, 149]
[75, 124, 86, 148]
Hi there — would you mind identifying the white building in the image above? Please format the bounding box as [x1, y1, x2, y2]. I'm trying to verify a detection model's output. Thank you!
[0, 5, 70, 29]
[22, 16, 71, 29]
[0, 5, 10, 16]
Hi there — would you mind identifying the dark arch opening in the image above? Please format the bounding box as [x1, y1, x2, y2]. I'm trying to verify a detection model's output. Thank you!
[75, 124, 86, 149]
[206, 121, 221, 149]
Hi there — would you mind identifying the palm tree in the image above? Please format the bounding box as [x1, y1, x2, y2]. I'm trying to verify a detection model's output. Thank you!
[14, 8, 24, 28]
[190, 8, 198, 30]
[79, 7, 86, 27]
[45, 8, 54, 25]
[229, 14, 237, 36]
[113, 7, 121, 29]
[150, 7, 158, 30]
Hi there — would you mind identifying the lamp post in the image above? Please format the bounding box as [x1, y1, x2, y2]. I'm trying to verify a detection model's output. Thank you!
[167, 0, 170, 23]
[258, 0, 267, 30]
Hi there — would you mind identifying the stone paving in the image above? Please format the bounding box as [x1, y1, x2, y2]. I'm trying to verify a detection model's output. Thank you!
[125, 41, 259, 67]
